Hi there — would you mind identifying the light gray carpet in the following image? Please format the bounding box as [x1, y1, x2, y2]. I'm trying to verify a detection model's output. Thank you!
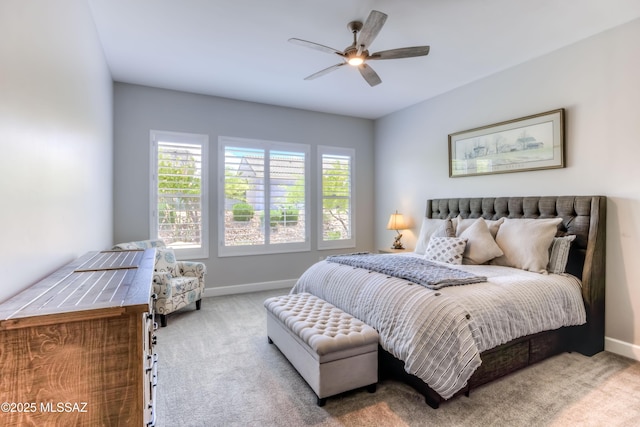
[154, 289, 640, 427]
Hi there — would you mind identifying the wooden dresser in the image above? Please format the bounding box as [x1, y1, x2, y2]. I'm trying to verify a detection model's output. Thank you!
[0, 249, 157, 426]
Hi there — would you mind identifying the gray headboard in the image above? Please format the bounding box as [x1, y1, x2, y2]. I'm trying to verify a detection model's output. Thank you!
[426, 195, 607, 355]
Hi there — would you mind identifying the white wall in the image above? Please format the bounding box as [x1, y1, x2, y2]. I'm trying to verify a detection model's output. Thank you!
[0, 0, 113, 303]
[374, 18, 640, 359]
[113, 83, 375, 294]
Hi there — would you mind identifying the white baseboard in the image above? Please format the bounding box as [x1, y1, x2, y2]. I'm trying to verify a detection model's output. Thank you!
[205, 279, 296, 297]
[605, 337, 640, 361]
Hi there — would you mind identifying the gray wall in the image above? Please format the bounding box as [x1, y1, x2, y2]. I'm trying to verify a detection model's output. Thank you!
[113, 83, 375, 293]
[374, 18, 640, 359]
[0, 0, 113, 303]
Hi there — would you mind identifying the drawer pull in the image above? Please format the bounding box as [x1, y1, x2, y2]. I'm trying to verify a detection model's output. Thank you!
[151, 354, 159, 387]
[146, 404, 156, 427]
[147, 379, 157, 426]
[145, 353, 159, 372]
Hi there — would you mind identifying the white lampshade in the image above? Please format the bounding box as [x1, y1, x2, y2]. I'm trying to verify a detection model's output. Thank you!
[386, 211, 407, 231]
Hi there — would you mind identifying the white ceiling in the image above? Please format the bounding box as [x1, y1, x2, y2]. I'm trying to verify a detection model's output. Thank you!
[87, 0, 640, 119]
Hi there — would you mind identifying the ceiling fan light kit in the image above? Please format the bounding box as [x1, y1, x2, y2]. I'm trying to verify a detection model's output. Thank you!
[348, 57, 364, 66]
[289, 10, 430, 87]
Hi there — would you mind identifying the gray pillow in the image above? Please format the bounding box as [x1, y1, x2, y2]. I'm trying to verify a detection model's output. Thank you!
[547, 235, 576, 274]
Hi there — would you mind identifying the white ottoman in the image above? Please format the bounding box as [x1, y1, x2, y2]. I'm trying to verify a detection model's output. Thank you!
[264, 293, 379, 406]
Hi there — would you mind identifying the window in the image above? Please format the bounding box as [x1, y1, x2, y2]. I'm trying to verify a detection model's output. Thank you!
[318, 146, 355, 249]
[219, 136, 310, 256]
[151, 130, 209, 259]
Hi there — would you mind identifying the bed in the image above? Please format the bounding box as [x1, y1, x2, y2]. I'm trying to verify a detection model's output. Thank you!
[291, 196, 606, 408]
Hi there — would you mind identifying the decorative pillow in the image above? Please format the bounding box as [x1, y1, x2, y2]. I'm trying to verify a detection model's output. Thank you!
[424, 237, 467, 265]
[155, 247, 178, 277]
[414, 218, 455, 254]
[491, 218, 563, 273]
[458, 218, 504, 265]
[455, 216, 505, 238]
[547, 235, 576, 274]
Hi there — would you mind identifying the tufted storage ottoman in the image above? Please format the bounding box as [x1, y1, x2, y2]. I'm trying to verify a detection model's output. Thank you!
[264, 293, 379, 406]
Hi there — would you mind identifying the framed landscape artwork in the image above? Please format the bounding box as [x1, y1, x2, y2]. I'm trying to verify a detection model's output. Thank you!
[448, 109, 565, 178]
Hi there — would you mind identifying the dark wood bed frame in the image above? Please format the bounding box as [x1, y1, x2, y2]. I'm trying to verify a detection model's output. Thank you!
[379, 195, 606, 408]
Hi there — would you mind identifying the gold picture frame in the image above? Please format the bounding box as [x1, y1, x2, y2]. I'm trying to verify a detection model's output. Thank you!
[448, 109, 565, 178]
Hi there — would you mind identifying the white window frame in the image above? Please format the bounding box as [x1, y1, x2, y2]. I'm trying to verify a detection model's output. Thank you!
[218, 136, 311, 257]
[317, 146, 356, 250]
[150, 130, 209, 259]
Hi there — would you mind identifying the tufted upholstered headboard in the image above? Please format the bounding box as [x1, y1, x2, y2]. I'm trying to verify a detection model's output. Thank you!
[426, 195, 607, 355]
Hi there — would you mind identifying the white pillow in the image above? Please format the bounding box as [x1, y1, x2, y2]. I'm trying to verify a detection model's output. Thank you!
[414, 218, 454, 254]
[458, 218, 504, 265]
[491, 218, 562, 273]
[547, 235, 576, 274]
[491, 218, 563, 273]
[455, 216, 505, 238]
[424, 237, 467, 265]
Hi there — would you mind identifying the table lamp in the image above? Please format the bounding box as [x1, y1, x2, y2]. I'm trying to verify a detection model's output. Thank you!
[386, 210, 407, 250]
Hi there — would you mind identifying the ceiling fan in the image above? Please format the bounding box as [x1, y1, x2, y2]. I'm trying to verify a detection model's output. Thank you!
[289, 10, 430, 87]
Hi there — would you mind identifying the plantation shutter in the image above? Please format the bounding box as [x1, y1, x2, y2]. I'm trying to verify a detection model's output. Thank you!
[319, 147, 354, 248]
[269, 150, 306, 244]
[223, 146, 266, 246]
[156, 141, 203, 248]
[220, 137, 309, 255]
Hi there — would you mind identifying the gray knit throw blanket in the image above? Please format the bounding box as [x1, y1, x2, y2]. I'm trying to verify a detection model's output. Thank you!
[326, 253, 487, 289]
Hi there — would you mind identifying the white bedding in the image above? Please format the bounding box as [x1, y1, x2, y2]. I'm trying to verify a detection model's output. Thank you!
[291, 253, 586, 399]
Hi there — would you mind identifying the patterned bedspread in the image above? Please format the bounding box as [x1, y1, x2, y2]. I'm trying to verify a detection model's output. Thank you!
[291, 254, 586, 399]
[326, 253, 487, 289]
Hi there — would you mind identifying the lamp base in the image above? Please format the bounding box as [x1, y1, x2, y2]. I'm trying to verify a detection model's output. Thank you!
[391, 233, 404, 250]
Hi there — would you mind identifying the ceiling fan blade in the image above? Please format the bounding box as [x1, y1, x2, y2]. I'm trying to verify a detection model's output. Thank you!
[368, 46, 430, 60]
[357, 10, 387, 50]
[288, 38, 344, 56]
[304, 63, 346, 80]
[358, 63, 382, 87]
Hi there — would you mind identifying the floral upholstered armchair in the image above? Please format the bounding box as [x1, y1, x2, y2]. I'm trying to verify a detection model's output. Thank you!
[112, 239, 206, 327]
